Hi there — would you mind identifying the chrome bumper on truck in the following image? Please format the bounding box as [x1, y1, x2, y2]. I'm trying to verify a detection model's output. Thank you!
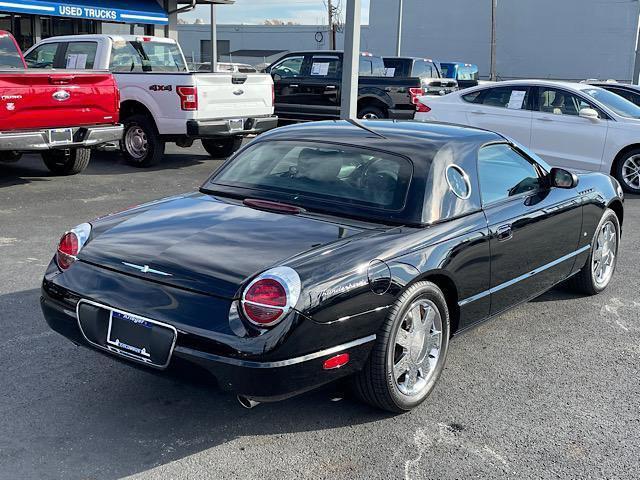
[186, 115, 278, 137]
[0, 124, 124, 151]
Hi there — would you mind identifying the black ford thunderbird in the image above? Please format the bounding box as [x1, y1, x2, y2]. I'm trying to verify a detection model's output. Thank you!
[41, 120, 624, 412]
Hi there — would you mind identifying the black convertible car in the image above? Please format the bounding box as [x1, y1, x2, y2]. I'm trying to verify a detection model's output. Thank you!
[41, 120, 624, 412]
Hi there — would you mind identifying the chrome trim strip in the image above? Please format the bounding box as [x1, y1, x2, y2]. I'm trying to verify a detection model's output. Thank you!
[458, 245, 591, 307]
[174, 334, 377, 369]
[333, 306, 390, 323]
[75, 299, 178, 370]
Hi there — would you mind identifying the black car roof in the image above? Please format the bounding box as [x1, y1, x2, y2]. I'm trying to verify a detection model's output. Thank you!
[258, 120, 502, 153]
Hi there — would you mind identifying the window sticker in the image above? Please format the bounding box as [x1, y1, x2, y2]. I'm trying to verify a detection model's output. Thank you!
[507, 90, 526, 109]
[311, 62, 330, 76]
[384, 67, 396, 77]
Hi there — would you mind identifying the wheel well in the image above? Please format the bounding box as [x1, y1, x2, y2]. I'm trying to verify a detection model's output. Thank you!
[357, 97, 389, 116]
[611, 144, 640, 176]
[609, 199, 624, 227]
[412, 273, 460, 336]
[120, 100, 154, 123]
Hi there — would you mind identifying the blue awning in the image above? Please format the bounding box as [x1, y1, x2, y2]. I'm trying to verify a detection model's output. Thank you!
[0, 0, 168, 24]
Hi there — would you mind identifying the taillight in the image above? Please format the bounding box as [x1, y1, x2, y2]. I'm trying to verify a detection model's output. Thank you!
[410, 87, 430, 113]
[416, 101, 431, 113]
[177, 86, 198, 111]
[241, 266, 301, 327]
[271, 83, 275, 107]
[56, 223, 91, 271]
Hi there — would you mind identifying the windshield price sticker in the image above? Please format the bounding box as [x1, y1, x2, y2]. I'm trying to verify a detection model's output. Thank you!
[507, 90, 526, 109]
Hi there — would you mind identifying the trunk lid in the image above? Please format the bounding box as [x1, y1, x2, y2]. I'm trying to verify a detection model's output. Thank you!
[79, 194, 375, 299]
[193, 73, 274, 120]
[0, 72, 118, 130]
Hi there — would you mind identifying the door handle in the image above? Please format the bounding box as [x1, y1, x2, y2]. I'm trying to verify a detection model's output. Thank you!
[289, 84, 299, 88]
[325, 85, 337, 89]
[537, 116, 554, 122]
[496, 224, 513, 241]
[470, 110, 486, 115]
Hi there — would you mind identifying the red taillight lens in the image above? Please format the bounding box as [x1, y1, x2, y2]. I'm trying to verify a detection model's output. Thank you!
[416, 102, 431, 113]
[56, 232, 79, 270]
[177, 86, 198, 111]
[243, 279, 287, 325]
[410, 87, 431, 112]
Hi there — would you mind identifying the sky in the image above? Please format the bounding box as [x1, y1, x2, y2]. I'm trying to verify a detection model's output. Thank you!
[180, 0, 371, 25]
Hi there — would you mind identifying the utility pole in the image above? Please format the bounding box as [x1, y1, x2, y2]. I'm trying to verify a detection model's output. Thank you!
[328, 0, 337, 49]
[490, 0, 497, 81]
[210, 4, 217, 72]
[396, 0, 403, 56]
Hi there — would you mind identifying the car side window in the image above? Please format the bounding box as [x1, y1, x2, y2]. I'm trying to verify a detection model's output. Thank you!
[609, 87, 640, 106]
[62, 42, 98, 69]
[538, 87, 592, 116]
[478, 144, 542, 204]
[270, 55, 304, 78]
[24, 42, 59, 68]
[413, 61, 435, 78]
[309, 55, 341, 78]
[480, 86, 530, 110]
[461, 90, 484, 104]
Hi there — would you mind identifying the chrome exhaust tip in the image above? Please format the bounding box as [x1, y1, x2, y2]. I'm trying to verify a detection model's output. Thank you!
[237, 395, 260, 409]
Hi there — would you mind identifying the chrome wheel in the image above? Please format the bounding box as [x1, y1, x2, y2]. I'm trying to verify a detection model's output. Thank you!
[621, 155, 640, 191]
[592, 220, 617, 288]
[361, 112, 380, 119]
[392, 299, 442, 397]
[125, 125, 148, 160]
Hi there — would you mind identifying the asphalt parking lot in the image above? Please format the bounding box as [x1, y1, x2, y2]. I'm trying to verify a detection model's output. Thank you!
[1, 144, 639, 480]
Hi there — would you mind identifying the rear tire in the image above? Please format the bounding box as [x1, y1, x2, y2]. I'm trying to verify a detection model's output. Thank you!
[353, 281, 450, 413]
[0, 151, 22, 163]
[42, 148, 90, 175]
[614, 149, 640, 194]
[357, 105, 386, 120]
[121, 114, 164, 167]
[201, 137, 243, 158]
[568, 208, 620, 295]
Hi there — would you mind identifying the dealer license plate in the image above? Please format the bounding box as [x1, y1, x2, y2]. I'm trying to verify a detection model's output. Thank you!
[48, 128, 73, 145]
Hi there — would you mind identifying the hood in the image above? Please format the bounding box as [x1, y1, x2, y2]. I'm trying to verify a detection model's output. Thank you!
[79, 193, 376, 298]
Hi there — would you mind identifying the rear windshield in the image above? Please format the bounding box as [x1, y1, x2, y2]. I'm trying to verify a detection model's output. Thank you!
[382, 59, 410, 77]
[0, 34, 24, 69]
[110, 40, 187, 72]
[206, 141, 413, 212]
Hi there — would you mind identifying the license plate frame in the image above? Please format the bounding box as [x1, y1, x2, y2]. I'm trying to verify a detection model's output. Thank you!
[227, 118, 245, 132]
[48, 127, 74, 145]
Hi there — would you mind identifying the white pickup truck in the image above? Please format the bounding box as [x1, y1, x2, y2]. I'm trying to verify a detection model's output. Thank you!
[24, 35, 277, 166]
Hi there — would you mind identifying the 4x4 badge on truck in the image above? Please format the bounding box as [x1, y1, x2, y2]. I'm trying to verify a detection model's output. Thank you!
[53, 90, 71, 102]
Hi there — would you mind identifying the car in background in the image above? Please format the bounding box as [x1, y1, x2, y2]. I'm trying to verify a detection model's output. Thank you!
[382, 57, 458, 95]
[266, 51, 423, 121]
[24, 34, 276, 166]
[417, 79, 640, 194]
[0, 30, 122, 175]
[584, 80, 640, 107]
[440, 62, 479, 89]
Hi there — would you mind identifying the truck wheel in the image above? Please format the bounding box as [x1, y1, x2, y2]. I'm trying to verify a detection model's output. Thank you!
[42, 148, 91, 175]
[357, 105, 386, 120]
[121, 114, 165, 167]
[201, 137, 243, 158]
[0, 151, 22, 163]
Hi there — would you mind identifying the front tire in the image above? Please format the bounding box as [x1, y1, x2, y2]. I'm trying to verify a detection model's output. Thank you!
[121, 114, 164, 167]
[569, 208, 620, 295]
[42, 148, 90, 175]
[353, 281, 450, 413]
[614, 149, 640, 194]
[201, 137, 243, 158]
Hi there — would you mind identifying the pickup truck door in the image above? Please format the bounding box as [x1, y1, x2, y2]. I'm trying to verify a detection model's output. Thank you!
[530, 86, 608, 170]
[465, 85, 533, 147]
[270, 54, 308, 120]
[296, 54, 342, 120]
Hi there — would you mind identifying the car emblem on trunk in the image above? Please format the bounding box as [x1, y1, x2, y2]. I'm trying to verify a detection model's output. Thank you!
[122, 262, 172, 276]
[53, 90, 71, 101]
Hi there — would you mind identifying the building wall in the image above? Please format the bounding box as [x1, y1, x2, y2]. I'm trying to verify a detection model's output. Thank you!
[178, 0, 640, 81]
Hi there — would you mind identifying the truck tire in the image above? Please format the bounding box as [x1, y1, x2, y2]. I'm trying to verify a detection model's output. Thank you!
[121, 114, 165, 167]
[201, 137, 243, 158]
[42, 148, 91, 175]
[357, 105, 386, 120]
[0, 151, 22, 163]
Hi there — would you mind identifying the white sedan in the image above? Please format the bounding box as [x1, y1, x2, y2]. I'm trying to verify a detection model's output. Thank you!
[416, 80, 640, 194]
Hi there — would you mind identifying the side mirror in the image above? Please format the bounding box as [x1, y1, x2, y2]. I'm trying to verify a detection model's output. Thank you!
[549, 167, 579, 189]
[579, 107, 600, 120]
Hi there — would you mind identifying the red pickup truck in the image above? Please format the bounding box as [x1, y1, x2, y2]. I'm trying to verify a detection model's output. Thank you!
[0, 31, 122, 175]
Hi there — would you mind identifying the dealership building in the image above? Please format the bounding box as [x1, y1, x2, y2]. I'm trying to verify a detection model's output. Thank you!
[179, 0, 640, 83]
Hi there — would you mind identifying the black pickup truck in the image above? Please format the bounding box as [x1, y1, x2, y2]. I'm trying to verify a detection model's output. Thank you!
[265, 51, 423, 121]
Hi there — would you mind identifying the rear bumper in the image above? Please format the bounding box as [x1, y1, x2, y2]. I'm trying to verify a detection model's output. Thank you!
[186, 115, 278, 138]
[0, 124, 124, 151]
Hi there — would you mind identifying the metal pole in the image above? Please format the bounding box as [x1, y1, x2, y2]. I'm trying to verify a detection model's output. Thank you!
[490, 0, 497, 81]
[396, 0, 403, 56]
[211, 4, 218, 72]
[340, 0, 361, 119]
[328, 0, 335, 49]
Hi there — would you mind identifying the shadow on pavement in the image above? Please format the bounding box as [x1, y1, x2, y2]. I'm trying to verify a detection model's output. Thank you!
[0, 288, 387, 480]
